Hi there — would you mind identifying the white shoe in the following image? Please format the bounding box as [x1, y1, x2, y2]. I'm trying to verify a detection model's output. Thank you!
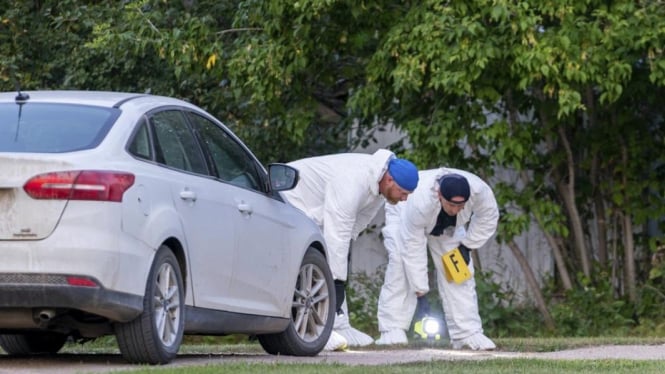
[375, 329, 408, 345]
[451, 332, 496, 350]
[323, 330, 348, 351]
[336, 327, 374, 347]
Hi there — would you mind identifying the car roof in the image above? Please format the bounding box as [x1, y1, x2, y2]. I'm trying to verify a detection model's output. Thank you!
[0, 90, 194, 109]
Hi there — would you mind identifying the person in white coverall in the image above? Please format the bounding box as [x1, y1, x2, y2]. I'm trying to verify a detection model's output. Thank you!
[282, 149, 419, 351]
[375, 168, 499, 350]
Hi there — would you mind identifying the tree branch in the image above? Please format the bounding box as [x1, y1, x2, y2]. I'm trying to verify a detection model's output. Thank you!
[217, 27, 263, 35]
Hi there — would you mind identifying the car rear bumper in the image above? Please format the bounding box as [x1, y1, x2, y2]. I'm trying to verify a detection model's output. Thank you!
[0, 275, 143, 324]
[0, 228, 155, 297]
[0, 233, 152, 324]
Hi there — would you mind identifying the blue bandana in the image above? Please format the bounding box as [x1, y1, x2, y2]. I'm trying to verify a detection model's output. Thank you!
[388, 158, 419, 192]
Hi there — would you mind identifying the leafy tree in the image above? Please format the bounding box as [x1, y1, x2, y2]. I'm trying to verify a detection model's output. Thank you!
[83, 0, 358, 162]
[0, 1, 171, 91]
[222, 0, 665, 329]
[3, 0, 665, 334]
[349, 0, 665, 324]
[0, 0, 342, 162]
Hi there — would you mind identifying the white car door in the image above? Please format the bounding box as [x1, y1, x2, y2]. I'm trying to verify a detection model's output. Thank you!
[186, 112, 293, 316]
[144, 110, 239, 310]
[225, 185, 294, 316]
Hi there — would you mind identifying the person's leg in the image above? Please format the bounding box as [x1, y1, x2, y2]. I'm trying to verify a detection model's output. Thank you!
[429, 230, 495, 350]
[331, 236, 373, 347]
[375, 224, 416, 344]
[333, 298, 374, 346]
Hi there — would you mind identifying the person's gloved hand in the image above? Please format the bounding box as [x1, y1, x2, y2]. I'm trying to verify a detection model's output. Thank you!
[415, 295, 431, 319]
[459, 244, 472, 265]
[334, 280, 346, 313]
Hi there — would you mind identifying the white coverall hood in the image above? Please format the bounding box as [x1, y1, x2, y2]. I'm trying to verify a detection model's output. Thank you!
[282, 149, 395, 281]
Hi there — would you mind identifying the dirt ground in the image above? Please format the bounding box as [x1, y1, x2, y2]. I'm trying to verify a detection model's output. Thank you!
[1, 345, 665, 374]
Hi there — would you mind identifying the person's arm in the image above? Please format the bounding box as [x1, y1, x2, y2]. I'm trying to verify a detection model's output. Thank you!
[399, 188, 434, 295]
[321, 177, 366, 282]
[461, 182, 499, 251]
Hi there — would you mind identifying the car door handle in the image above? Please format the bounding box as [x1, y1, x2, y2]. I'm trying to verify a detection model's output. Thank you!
[179, 190, 197, 201]
[237, 202, 253, 215]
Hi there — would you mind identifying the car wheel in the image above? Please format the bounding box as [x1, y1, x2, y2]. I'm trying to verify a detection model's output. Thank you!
[0, 332, 67, 355]
[258, 247, 335, 356]
[115, 245, 184, 364]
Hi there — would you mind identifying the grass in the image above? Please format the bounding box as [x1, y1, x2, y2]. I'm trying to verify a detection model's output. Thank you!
[60, 335, 665, 355]
[122, 361, 665, 374]
[56, 336, 665, 373]
[491, 336, 665, 352]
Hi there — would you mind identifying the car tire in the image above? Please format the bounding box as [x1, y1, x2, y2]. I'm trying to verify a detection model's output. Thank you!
[0, 332, 67, 355]
[258, 247, 335, 356]
[114, 245, 185, 364]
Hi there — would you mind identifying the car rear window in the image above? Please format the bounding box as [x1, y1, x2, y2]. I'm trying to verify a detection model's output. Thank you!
[0, 102, 119, 153]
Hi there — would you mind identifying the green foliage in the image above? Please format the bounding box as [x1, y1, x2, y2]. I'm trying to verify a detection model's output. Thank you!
[3, 0, 665, 332]
[348, 266, 665, 339]
[346, 269, 384, 338]
[544, 272, 636, 336]
[475, 271, 544, 338]
[0, 0, 351, 163]
[348, 0, 665, 306]
[637, 243, 665, 326]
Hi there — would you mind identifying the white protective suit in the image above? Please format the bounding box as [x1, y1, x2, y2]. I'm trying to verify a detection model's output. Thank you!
[282, 149, 396, 348]
[377, 168, 499, 347]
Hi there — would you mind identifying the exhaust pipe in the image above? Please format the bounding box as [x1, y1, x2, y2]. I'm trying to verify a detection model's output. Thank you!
[38, 309, 56, 322]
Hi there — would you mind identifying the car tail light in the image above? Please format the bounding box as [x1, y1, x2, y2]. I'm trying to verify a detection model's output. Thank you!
[23, 170, 135, 202]
[66, 276, 100, 288]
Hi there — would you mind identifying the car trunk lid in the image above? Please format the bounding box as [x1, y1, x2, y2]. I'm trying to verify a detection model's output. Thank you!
[0, 156, 71, 240]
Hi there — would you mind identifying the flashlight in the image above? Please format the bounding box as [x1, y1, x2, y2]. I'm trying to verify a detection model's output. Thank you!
[422, 317, 441, 336]
[414, 316, 442, 340]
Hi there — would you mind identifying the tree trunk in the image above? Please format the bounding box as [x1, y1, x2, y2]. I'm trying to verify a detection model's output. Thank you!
[589, 150, 608, 265]
[611, 211, 622, 298]
[507, 240, 556, 330]
[620, 144, 637, 302]
[522, 167, 572, 290]
[594, 192, 609, 265]
[532, 213, 573, 290]
[556, 125, 591, 278]
[622, 212, 636, 302]
[585, 87, 608, 264]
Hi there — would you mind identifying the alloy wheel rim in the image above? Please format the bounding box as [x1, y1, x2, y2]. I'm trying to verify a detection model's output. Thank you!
[153, 262, 181, 346]
[292, 263, 329, 342]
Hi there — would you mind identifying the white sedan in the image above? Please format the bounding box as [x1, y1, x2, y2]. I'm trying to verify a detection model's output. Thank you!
[0, 90, 335, 364]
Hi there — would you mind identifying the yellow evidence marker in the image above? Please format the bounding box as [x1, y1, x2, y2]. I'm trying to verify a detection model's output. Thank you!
[441, 248, 472, 284]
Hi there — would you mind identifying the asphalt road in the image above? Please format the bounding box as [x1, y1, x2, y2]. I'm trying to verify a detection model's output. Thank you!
[1, 345, 664, 374]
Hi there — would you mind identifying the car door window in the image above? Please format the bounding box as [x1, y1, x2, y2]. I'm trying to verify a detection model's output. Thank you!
[186, 112, 264, 192]
[150, 110, 208, 175]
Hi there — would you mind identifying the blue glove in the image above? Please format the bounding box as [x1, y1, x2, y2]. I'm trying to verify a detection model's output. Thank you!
[459, 244, 471, 265]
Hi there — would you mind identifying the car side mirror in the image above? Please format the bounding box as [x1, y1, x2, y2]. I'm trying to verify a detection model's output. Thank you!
[268, 163, 299, 191]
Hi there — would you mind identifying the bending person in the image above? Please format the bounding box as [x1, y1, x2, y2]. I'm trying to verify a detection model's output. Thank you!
[376, 168, 499, 350]
[282, 149, 419, 351]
